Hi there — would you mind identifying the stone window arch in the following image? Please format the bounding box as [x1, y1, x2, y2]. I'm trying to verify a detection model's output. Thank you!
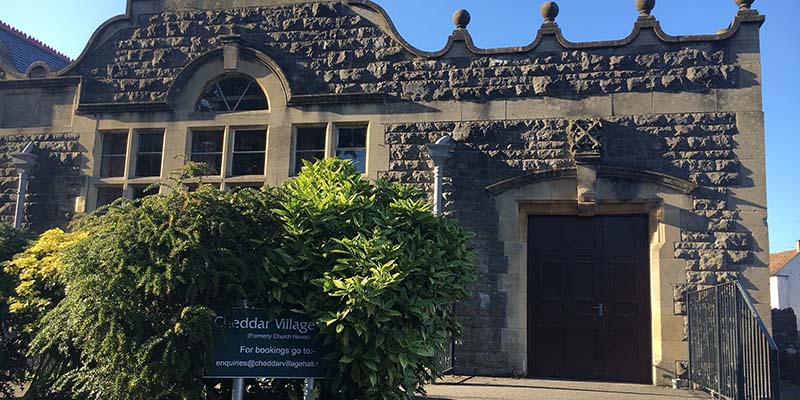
[195, 75, 268, 113]
[25, 62, 51, 79]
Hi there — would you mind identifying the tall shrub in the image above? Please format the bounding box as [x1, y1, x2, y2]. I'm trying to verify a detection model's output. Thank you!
[29, 184, 278, 399]
[268, 159, 474, 399]
[26, 160, 474, 400]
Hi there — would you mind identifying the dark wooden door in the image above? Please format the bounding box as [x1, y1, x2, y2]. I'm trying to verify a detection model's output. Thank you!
[527, 215, 651, 383]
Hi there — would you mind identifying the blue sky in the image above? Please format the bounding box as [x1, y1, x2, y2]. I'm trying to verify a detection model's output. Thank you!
[3, 0, 798, 253]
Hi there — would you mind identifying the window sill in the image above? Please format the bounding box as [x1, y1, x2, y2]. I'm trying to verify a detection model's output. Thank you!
[128, 177, 163, 184]
[181, 176, 223, 184]
[225, 175, 267, 183]
[188, 110, 271, 119]
[94, 177, 126, 185]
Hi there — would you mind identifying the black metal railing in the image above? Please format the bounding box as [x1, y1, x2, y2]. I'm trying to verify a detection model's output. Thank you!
[434, 340, 454, 375]
[687, 281, 781, 400]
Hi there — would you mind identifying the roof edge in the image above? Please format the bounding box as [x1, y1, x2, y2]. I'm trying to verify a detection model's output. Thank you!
[348, 1, 765, 58]
[61, 1, 767, 79]
[0, 19, 72, 64]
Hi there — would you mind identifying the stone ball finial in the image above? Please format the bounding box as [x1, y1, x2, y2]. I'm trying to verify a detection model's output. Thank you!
[734, 0, 755, 10]
[635, 0, 656, 16]
[540, 1, 559, 23]
[453, 9, 471, 30]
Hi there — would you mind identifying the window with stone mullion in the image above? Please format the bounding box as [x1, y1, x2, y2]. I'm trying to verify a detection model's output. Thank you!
[336, 126, 367, 173]
[294, 126, 326, 175]
[135, 131, 164, 177]
[96, 186, 123, 208]
[231, 129, 267, 176]
[190, 130, 224, 175]
[100, 132, 128, 178]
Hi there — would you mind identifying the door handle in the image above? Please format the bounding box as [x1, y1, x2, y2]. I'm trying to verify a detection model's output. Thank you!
[593, 303, 605, 318]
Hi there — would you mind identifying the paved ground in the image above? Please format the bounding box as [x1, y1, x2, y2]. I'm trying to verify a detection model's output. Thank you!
[419, 376, 711, 400]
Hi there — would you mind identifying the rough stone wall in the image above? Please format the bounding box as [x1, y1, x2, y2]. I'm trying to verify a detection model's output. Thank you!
[75, 2, 738, 104]
[384, 112, 748, 375]
[0, 133, 82, 231]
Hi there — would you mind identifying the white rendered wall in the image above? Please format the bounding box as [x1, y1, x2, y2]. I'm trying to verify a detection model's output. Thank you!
[770, 275, 788, 310]
[773, 257, 800, 331]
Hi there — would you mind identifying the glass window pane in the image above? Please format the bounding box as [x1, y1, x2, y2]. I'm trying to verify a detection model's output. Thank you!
[294, 151, 324, 175]
[138, 132, 163, 153]
[135, 154, 162, 177]
[102, 133, 127, 155]
[190, 153, 222, 175]
[197, 83, 227, 112]
[100, 155, 126, 177]
[196, 77, 268, 112]
[131, 185, 159, 200]
[230, 183, 263, 190]
[191, 131, 224, 153]
[217, 78, 251, 98]
[237, 83, 269, 111]
[232, 153, 265, 176]
[296, 127, 326, 151]
[336, 149, 366, 173]
[97, 187, 123, 208]
[234, 130, 266, 152]
[338, 127, 367, 148]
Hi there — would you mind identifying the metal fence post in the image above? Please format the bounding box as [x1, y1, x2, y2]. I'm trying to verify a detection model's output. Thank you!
[734, 290, 744, 400]
[715, 286, 722, 398]
[687, 282, 783, 399]
[687, 290, 694, 389]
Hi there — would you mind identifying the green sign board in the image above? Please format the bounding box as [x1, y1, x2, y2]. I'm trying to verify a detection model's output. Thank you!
[204, 308, 328, 378]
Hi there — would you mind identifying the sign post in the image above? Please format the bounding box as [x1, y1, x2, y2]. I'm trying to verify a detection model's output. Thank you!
[204, 308, 327, 400]
[305, 378, 314, 399]
[232, 377, 244, 400]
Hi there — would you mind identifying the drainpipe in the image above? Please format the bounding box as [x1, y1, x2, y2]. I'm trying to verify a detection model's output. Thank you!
[11, 142, 38, 229]
[426, 135, 455, 216]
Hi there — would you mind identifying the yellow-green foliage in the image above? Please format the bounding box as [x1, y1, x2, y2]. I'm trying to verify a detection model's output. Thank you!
[0, 224, 34, 398]
[5, 229, 87, 323]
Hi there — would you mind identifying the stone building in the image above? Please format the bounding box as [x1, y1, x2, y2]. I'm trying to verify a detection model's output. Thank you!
[0, 0, 770, 386]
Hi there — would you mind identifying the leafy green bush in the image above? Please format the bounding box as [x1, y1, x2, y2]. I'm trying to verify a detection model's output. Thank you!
[24, 159, 474, 400]
[269, 159, 474, 399]
[29, 183, 278, 399]
[0, 224, 34, 398]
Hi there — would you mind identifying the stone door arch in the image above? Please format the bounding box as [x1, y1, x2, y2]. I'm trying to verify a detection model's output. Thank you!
[490, 168, 694, 385]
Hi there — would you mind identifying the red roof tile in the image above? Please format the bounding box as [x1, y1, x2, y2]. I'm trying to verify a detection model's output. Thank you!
[770, 249, 799, 276]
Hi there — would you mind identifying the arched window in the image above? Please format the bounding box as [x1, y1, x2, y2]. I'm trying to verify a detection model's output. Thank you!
[28, 66, 48, 79]
[196, 76, 268, 113]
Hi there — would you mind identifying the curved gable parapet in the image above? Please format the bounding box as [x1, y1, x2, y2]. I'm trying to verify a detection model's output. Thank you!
[66, 0, 765, 110]
[349, 0, 764, 56]
[57, 0, 141, 76]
